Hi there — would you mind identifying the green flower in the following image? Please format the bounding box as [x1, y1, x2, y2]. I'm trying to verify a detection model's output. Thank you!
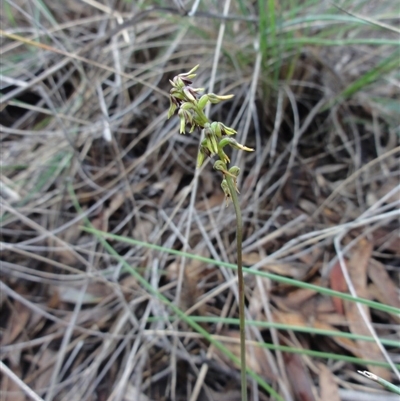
[221, 179, 231, 207]
[207, 93, 234, 104]
[167, 65, 254, 197]
[219, 137, 254, 152]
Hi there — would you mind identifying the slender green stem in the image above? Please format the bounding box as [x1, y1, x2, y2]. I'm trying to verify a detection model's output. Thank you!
[358, 371, 400, 395]
[225, 174, 247, 401]
[82, 227, 400, 316]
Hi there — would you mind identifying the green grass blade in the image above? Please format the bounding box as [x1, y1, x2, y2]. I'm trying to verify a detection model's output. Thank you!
[146, 316, 400, 348]
[71, 186, 284, 401]
[81, 229, 400, 316]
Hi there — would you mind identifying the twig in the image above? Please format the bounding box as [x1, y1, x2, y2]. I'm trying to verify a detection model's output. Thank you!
[0, 361, 45, 401]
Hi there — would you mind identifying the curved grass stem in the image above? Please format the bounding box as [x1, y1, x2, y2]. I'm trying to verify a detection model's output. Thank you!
[358, 371, 400, 395]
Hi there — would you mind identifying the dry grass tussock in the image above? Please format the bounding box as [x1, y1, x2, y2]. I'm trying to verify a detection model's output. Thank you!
[1, 1, 399, 401]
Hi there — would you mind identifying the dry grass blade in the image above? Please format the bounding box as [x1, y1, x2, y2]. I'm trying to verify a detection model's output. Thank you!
[0, 361, 44, 401]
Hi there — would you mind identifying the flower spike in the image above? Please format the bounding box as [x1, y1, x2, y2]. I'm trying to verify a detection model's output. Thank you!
[166, 66, 252, 400]
[167, 65, 253, 195]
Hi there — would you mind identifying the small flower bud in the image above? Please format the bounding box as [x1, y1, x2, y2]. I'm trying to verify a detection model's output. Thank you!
[178, 64, 199, 79]
[200, 138, 213, 157]
[207, 93, 234, 104]
[197, 94, 209, 110]
[218, 122, 237, 136]
[191, 87, 205, 94]
[229, 166, 240, 193]
[220, 151, 230, 164]
[219, 137, 254, 152]
[213, 160, 228, 174]
[183, 87, 196, 102]
[178, 109, 192, 134]
[197, 148, 206, 167]
[180, 102, 194, 111]
[167, 97, 178, 119]
[210, 121, 222, 138]
[229, 166, 240, 177]
[206, 132, 219, 155]
[174, 76, 185, 89]
[197, 142, 212, 167]
[179, 114, 186, 134]
[170, 88, 186, 101]
[214, 161, 239, 181]
[221, 179, 231, 207]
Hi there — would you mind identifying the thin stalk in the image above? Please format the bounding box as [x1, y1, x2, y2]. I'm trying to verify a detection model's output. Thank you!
[358, 371, 400, 395]
[225, 174, 247, 401]
[81, 228, 400, 316]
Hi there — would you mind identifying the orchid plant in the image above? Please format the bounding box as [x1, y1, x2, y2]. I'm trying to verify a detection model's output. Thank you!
[167, 65, 253, 401]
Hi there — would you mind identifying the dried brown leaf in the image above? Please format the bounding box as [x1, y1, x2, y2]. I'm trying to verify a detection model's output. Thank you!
[104, 192, 126, 220]
[1, 365, 25, 401]
[57, 217, 84, 264]
[120, 274, 140, 296]
[242, 253, 308, 278]
[368, 259, 400, 309]
[218, 331, 275, 382]
[28, 348, 57, 391]
[284, 352, 316, 401]
[314, 296, 336, 314]
[160, 168, 183, 206]
[248, 279, 265, 319]
[329, 260, 347, 315]
[2, 300, 30, 346]
[368, 179, 399, 205]
[318, 363, 340, 401]
[273, 311, 307, 327]
[197, 191, 225, 210]
[312, 321, 361, 358]
[347, 239, 371, 296]
[283, 287, 317, 310]
[344, 239, 390, 380]
[181, 268, 205, 314]
[167, 247, 210, 313]
[133, 217, 156, 241]
[371, 227, 400, 253]
[274, 312, 361, 357]
[316, 312, 348, 326]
